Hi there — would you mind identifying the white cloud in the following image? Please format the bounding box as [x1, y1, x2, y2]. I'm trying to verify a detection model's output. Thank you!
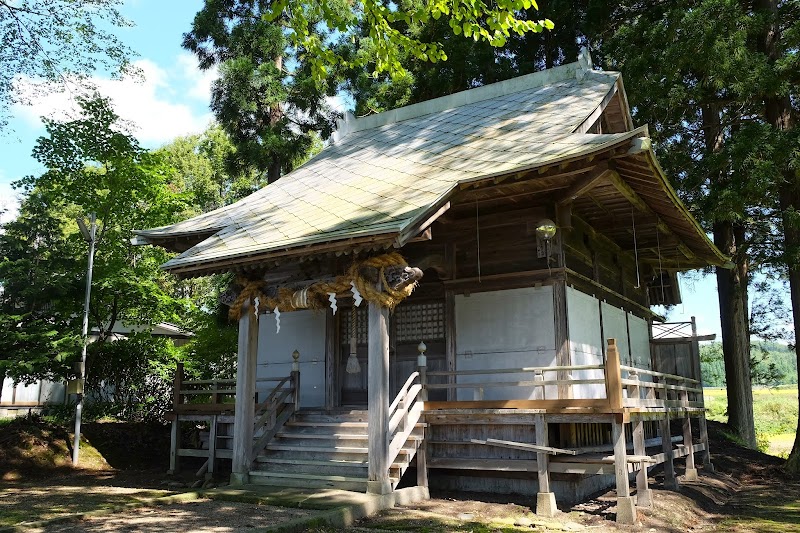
[0, 179, 20, 225]
[11, 56, 216, 147]
[176, 52, 218, 102]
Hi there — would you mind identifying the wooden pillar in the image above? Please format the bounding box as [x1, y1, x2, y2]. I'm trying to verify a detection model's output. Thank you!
[534, 413, 557, 517]
[168, 363, 183, 475]
[231, 301, 258, 485]
[292, 349, 301, 412]
[367, 293, 391, 495]
[660, 411, 678, 490]
[630, 372, 652, 507]
[605, 339, 623, 410]
[416, 343, 429, 488]
[691, 316, 713, 470]
[553, 280, 570, 399]
[444, 289, 456, 401]
[681, 389, 698, 481]
[325, 308, 336, 410]
[612, 419, 636, 524]
[168, 417, 179, 475]
[207, 414, 217, 479]
[415, 440, 428, 489]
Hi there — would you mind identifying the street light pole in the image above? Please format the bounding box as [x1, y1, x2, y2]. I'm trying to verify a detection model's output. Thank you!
[73, 213, 96, 466]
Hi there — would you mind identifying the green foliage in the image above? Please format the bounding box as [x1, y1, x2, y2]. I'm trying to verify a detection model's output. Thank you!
[0, 0, 136, 129]
[701, 342, 797, 387]
[183, 1, 340, 183]
[260, 0, 552, 83]
[338, 0, 585, 116]
[0, 95, 192, 391]
[84, 333, 180, 422]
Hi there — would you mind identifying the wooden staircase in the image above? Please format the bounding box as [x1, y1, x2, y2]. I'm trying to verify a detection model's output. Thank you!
[249, 409, 424, 491]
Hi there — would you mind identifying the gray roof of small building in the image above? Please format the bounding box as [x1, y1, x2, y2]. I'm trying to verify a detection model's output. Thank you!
[135, 60, 645, 273]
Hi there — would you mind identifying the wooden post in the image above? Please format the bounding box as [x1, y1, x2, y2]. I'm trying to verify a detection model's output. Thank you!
[168, 417, 179, 475]
[417, 341, 429, 489]
[231, 301, 258, 485]
[416, 438, 428, 488]
[325, 308, 336, 410]
[660, 411, 678, 490]
[444, 289, 456, 401]
[173, 362, 184, 411]
[211, 379, 219, 406]
[292, 349, 301, 412]
[605, 339, 623, 410]
[417, 342, 428, 402]
[691, 316, 713, 470]
[168, 362, 183, 475]
[367, 291, 391, 495]
[612, 419, 636, 524]
[534, 412, 557, 517]
[207, 414, 217, 479]
[533, 370, 544, 400]
[629, 372, 652, 507]
[681, 389, 698, 481]
[553, 281, 571, 399]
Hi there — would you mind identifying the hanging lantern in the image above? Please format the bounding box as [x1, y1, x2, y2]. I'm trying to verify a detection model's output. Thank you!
[346, 307, 361, 374]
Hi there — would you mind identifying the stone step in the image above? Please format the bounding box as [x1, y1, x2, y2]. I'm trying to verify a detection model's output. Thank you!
[252, 457, 408, 478]
[262, 444, 414, 463]
[292, 410, 368, 423]
[248, 471, 370, 492]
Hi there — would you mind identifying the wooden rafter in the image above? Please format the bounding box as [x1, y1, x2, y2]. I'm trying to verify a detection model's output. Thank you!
[556, 162, 611, 205]
[605, 171, 696, 262]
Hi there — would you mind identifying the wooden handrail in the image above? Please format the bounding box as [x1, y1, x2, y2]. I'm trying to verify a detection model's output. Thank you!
[389, 371, 420, 415]
[425, 379, 606, 390]
[426, 364, 604, 377]
[387, 372, 424, 475]
[619, 365, 700, 384]
[251, 373, 297, 458]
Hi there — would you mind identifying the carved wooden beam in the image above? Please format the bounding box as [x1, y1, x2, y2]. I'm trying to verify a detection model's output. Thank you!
[359, 265, 424, 290]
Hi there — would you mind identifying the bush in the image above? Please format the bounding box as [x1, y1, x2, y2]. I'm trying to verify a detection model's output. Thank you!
[84, 333, 180, 422]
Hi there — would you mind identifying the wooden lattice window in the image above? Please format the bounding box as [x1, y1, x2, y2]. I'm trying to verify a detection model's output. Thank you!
[396, 302, 445, 342]
[339, 307, 369, 344]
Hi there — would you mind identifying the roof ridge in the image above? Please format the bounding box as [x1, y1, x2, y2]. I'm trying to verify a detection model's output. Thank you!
[332, 55, 615, 143]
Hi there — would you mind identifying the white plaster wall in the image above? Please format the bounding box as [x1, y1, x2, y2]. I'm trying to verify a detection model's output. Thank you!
[628, 313, 651, 371]
[0, 378, 14, 404]
[566, 287, 605, 399]
[454, 286, 557, 400]
[601, 302, 630, 364]
[6, 381, 39, 403]
[0, 378, 65, 405]
[257, 310, 326, 408]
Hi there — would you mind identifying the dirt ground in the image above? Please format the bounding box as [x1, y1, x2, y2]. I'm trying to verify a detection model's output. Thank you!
[1, 417, 799, 532]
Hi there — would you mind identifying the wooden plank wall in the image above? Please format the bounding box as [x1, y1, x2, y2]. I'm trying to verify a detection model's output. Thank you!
[651, 341, 696, 380]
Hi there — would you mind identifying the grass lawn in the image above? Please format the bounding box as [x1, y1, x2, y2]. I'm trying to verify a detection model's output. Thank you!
[704, 386, 797, 456]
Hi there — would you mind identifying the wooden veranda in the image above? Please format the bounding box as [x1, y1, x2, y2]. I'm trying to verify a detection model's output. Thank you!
[167, 327, 711, 523]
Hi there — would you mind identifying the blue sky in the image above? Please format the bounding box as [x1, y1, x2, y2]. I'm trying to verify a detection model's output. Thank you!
[0, 0, 726, 338]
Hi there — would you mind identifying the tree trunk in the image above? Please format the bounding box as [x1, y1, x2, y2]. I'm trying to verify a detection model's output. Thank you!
[714, 222, 756, 447]
[267, 54, 284, 185]
[752, 0, 800, 472]
[702, 100, 757, 448]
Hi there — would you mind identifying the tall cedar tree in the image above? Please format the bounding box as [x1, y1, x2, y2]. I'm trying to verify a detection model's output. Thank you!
[596, 0, 800, 451]
[340, 0, 800, 451]
[183, 0, 340, 185]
